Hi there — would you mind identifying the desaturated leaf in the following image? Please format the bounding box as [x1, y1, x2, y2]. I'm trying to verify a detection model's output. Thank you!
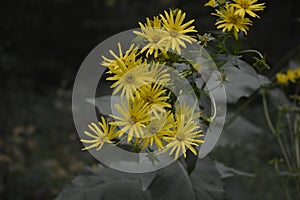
[56, 161, 196, 200]
[147, 161, 196, 200]
[217, 115, 263, 147]
[214, 161, 255, 178]
[222, 59, 269, 103]
[86, 95, 122, 115]
[190, 157, 224, 200]
[55, 166, 142, 200]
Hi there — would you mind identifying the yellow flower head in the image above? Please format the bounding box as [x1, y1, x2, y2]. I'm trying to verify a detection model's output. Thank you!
[101, 43, 140, 74]
[204, 0, 217, 7]
[108, 63, 154, 101]
[176, 102, 201, 123]
[136, 83, 171, 116]
[295, 68, 300, 78]
[81, 116, 117, 151]
[159, 9, 197, 55]
[276, 73, 289, 85]
[287, 69, 297, 83]
[213, 4, 253, 40]
[164, 114, 204, 160]
[232, 0, 265, 18]
[134, 17, 168, 58]
[110, 99, 151, 143]
[148, 62, 171, 86]
[140, 111, 174, 150]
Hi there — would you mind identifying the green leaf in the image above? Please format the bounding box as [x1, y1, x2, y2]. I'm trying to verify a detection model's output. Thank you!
[214, 161, 255, 178]
[222, 59, 270, 103]
[55, 167, 143, 200]
[56, 157, 227, 200]
[148, 161, 196, 200]
[86, 95, 122, 116]
[217, 115, 263, 147]
[56, 161, 196, 200]
[190, 157, 225, 200]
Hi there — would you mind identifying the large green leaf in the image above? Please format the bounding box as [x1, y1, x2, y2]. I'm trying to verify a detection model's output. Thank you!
[217, 114, 264, 147]
[55, 166, 143, 200]
[190, 158, 225, 200]
[222, 59, 269, 104]
[148, 161, 196, 200]
[56, 161, 195, 200]
[56, 158, 227, 200]
[214, 161, 255, 178]
[86, 95, 122, 116]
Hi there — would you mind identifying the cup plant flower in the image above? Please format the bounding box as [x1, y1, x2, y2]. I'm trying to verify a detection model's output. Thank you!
[80, 1, 267, 162]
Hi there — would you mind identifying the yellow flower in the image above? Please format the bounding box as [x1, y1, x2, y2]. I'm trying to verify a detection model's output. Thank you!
[134, 17, 168, 58]
[101, 43, 140, 74]
[164, 114, 204, 160]
[276, 73, 289, 85]
[204, 0, 217, 7]
[110, 99, 151, 143]
[159, 9, 197, 55]
[81, 116, 117, 151]
[136, 83, 171, 116]
[213, 4, 252, 40]
[109, 63, 154, 100]
[176, 102, 201, 123]
[287, 69, 296, 83]
[140, 111, 174, 150]
[295, 68, 300, 78]
[232, 0, 265, 18]
[148, 62, 171, 86]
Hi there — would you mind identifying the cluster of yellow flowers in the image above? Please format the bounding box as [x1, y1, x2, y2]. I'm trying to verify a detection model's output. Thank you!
[134, 9, 197, 56]
[205, 0, 265, 39]
[80, 9, 204, 160]
[276, 68, 300, 85]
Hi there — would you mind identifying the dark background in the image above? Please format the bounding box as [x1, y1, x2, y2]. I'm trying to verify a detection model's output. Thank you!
[0, 0, 299, 199]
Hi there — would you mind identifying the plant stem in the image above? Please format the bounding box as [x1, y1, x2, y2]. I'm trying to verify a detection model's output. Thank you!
[296, 179, 300, 199]
[295, 115, 300, 168]
[262, 91, 276, 135]
[262, 91, 293, 171]
[239, 49, 264, 59]
[274, 163, 292, 200]
[282, 179, 292, 200]
[296, 134, 300, 168]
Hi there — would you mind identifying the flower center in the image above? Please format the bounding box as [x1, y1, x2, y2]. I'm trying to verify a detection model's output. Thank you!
[176, 132, 185, 141]
[240, 0, 250, 8]
[169, 30, 179, 37]
[125, 74, 135, 83]
[130, 116, 137, 124]
[145, 96, 153, 104]
[229, 15, 239, 24]
[152, 35, 161, 43]
[98, 135, 106, 142]
[149, 125, 159, 135]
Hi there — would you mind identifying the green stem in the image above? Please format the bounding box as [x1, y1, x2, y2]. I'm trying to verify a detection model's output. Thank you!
[294, 83, 300, 107]
[282, 179, 292, 200]
[277, 137, 293, 171]
[262, 91, 293, 171]
[296, 134, 300, 168]
[274, 164, 292, 200]
[262, 91, 276, 135]
[295, 115, 300, 168]
[296, 180, 300, 199]
[239, 49, 264, 59]
[210, 95, 217, 121]
[285, 113, 294, 167]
